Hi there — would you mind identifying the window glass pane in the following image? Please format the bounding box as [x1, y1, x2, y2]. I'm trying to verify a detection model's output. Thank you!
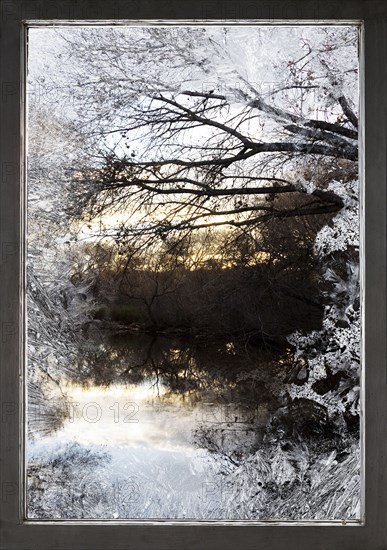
[26, 25, 360, 520]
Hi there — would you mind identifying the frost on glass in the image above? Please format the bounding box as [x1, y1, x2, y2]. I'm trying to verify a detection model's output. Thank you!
[26, 26, 360, 520]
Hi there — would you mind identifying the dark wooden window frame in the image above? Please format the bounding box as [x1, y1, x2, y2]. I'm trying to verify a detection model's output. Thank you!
[0, 1, 386, 549]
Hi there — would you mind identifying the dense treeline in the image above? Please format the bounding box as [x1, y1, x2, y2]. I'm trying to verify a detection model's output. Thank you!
[72, 192, 334, 343]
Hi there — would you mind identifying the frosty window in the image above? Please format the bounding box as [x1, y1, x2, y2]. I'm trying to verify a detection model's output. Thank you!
[26, 25, 360, 521]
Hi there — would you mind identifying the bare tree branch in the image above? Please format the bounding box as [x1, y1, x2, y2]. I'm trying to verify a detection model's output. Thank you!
[337, 95, 358, 129]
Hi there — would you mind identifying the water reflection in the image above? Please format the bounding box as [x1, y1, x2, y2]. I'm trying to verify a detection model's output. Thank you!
[59, 334, 287, 454]
[28, 333, 356, 520]
[54, 333, 281, 458]
[59, 379, 198, 451]
[75, 333, 286, 398]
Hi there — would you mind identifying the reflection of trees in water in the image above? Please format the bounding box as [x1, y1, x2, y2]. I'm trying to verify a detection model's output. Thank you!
[71, 334, 347, 461]
[72, 334, 289, 407]
[28, 333, 359, 520]
[30, 330, 357, 468]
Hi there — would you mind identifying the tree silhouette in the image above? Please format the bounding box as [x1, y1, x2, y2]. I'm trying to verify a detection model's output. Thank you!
[63, 26, 357, 249]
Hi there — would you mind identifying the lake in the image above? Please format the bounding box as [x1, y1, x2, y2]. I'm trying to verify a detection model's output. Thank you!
[27, 332, 287, 519]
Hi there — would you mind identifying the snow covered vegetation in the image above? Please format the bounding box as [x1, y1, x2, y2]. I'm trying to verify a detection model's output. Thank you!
[26, 25, 360, 520]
